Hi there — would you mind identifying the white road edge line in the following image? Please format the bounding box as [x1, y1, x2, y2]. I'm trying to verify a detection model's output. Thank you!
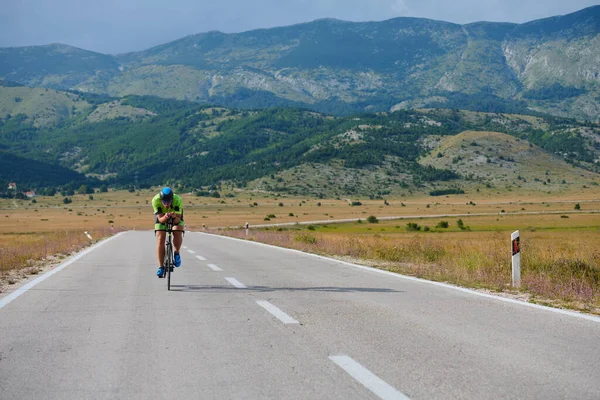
[329, 355, 410, 400]
[225, 277, 246, 288]
[207, 264, 223, 271]
[256, 300, 299, 324]
[195, 255, 207, 261]
[200, 233, 600, 323]
[0, 232, 126, 311]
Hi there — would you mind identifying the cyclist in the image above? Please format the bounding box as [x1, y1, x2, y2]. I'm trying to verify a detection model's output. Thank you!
[153, 187, 184, 278]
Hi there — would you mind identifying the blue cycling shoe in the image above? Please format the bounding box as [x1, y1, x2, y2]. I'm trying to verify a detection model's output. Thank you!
[174, 252, 181, 267]
[156, 266, 165, 278]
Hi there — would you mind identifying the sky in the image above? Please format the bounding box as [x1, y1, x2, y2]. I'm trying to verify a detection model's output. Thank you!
[2, 0, 599, 54]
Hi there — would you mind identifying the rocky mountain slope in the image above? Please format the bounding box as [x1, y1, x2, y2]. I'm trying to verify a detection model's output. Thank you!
[1, 7, 599, 120]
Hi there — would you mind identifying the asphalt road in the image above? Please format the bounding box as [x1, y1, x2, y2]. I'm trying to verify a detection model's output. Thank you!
[1, 231, 599, 399]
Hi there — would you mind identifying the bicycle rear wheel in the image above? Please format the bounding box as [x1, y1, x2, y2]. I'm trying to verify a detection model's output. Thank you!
[166, 241, 173, 290]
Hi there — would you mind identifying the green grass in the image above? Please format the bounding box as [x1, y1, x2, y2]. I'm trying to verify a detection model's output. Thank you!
[0, 86, 90, 127]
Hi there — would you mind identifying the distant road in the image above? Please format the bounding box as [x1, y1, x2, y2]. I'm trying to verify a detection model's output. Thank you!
[229, 209, 600, 229]
[1, 232, 599, 399]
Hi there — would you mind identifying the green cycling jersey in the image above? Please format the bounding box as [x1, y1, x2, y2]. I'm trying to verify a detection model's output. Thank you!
[152, 193, 184, 230]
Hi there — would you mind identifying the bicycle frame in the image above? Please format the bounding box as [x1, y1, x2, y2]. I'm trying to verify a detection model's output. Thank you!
[164, 219, 175, 290]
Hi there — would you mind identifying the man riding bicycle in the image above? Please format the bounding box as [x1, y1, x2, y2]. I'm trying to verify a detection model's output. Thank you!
[153, 187, 184, 278]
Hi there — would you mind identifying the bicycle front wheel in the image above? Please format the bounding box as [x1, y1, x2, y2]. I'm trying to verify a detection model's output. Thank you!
[163, 240, 173, 290]
[166, 242, 173, 290]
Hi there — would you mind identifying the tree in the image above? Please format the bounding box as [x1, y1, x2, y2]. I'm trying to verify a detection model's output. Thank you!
[78, 185, 94, 194]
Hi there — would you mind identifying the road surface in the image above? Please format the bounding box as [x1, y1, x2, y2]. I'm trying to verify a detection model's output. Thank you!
[1, 231, 599, 399]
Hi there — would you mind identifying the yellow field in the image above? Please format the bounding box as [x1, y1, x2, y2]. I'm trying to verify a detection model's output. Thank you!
[1, 188, 599, 314]
[3, 188, 597, 233]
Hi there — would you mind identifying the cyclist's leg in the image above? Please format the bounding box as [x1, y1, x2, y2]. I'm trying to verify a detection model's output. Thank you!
[156, 230, 167, 265]
[173, 228, 184, 253]
[155, 218, 167, 268]
[172, 213, 184, 250]
[172, 219, 185, 267]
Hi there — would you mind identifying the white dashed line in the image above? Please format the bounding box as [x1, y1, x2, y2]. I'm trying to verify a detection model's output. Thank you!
[187, 249, 196, 254]
[195, 255, 207, 261]
[207, 233, 600, 323]
[329, 355, 409, 400]
[256, 300, 299, 324]
[225, 277, 246, 288]
[207, 264, 223, 271]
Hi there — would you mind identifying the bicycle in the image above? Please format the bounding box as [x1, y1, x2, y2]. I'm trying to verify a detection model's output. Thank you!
[162, 218, 175, 290]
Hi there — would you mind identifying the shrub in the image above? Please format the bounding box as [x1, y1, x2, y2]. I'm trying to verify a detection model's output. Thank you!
[367, 215, 379, 223]
[406, 222, 421, 231]
[456, 219, 470, 231]
[295, 233, 317, 244]
[436, 221, 449, 229]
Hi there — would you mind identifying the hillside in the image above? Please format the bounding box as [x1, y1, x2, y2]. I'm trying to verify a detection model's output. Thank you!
[1, 93, 598, 195]
[0, 150, 88, 189]
[0, 7, 600, 120]
[0, 83, 91, 127]
[0, 44, 120, 89]
[419, 131, 599, 193]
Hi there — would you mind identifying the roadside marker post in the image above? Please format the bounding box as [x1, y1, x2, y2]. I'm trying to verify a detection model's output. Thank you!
[511, 230, 521, 287]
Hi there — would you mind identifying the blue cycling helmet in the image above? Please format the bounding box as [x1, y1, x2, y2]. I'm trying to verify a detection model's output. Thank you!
[160, 187, 173, 203]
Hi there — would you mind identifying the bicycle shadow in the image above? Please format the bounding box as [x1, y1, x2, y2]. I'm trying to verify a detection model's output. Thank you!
[168, 285, 402, 293]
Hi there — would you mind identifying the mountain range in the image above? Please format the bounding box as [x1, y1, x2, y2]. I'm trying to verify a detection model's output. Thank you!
[1, 6, 600, 120]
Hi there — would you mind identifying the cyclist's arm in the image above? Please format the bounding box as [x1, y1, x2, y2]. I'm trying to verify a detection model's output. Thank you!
[170, 196, 183, 224]
[167, 212, 181, 224]
[156, 211, 180, 224]
[153, 197, 171, 224]
[156, 212, 170, 224]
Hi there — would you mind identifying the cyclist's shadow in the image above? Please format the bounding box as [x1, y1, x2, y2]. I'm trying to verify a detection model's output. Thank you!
[168, 285, 402, 293]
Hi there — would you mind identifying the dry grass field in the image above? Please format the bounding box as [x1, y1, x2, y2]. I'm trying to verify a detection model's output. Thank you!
[2, 187, 599, 314]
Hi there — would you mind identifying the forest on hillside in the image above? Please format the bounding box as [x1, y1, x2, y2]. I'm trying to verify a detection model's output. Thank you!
[1, 95, 598, 194]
